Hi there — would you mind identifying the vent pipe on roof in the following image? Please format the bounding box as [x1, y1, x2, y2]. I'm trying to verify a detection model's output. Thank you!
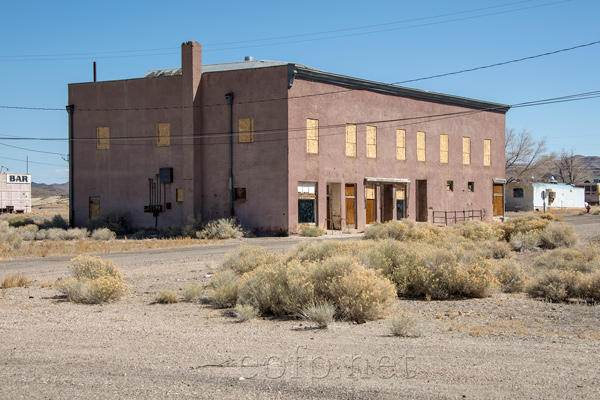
[244, 56, 254, 61]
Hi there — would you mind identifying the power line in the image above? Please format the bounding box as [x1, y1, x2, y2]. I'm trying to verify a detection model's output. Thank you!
[0, 142, 67, 156]
[1, 89, 597, 145]
[0, 1, 569, 61]
[0, 156, 67, 167]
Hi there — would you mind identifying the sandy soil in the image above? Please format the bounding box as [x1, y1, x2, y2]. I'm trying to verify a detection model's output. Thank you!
[1, 215, 599, 399]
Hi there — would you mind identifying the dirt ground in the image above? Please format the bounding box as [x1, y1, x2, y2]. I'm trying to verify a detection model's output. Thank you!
[1, 213, 599, 399]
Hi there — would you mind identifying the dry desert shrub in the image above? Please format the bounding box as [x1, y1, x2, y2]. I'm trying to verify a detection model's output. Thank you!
[7, 215, 34, 228]
[493, 259, 532, 293]
[221, 245, 280, 275]
[533, 247, 600, 273]
[363, 220, 448, 243]
[576, 271, 600, 302]
[299, 225, 327, 237]
[58, 255, 130, 304]
[197, 218, 244, 239]
[0, 230, 22, 249]
[510, 231, 541, 252]
[537, 222, 578, 249]
[526, 269, 581, 302]
[38, 214, 69, 230]
[499, 216, 551, 242]
[233, 304, 258, 322]
[156, 289, 179, 304]
[301, 301, 336, 328]
[1, 273, 32, 288]
[389, 313, 423, 338]
[210, 269, 240, 308]
[160, 214, 203, 238]
[182, 283, 204, 302]
[90, 228, 116, 240]
[540, 213, 563, 221]
[452, 220, 503, 241]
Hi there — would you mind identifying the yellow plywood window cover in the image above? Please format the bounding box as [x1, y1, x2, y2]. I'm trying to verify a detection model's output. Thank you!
[396, 184, 405, 200]
[367, 126, 376, 158]
[176, 188, 183, 203]
[484, 139, 491, 166]
[417, 131, 426, 162]
[463, 137, 471, 165]
[307, 119, 318, 154]
[96, 127, 110, 150]
[346, 124, 356, 157]
[440, 134, 448, 163]
[396, 129, 406, 160]
[238, 118, 254, 143]
[365, 184, 375, 200]
[156, 123, 170, 147]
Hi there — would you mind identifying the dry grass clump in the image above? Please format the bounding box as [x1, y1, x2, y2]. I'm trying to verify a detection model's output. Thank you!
[58, 255, 130, 304]
[499, 216, 551, 242]
[537, 223, 577, 249]
[389, 313, 423, 337]
[1, 273, 32, 288]
[90, 228, 116, 240]
[197, 218, 244, 239]
[452, 220, 503, 241]
[155, 289, 179, 304]
[301, 301, 336, 328]
[181, 283, 204, 302]
[577, 271, 600, 302]
[526, 270, 580, 302]
[221, 245, 280, 275]
[233, 304, 259, 322]
[540, 213, 563, 221]
[299, 225, 327, 237]
[363, 220, 447, 243]
[210, 269, 240, 308]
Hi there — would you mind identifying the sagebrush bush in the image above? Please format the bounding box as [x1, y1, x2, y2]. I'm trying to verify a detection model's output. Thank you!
[58, 255, 129, 304]
[87, 212, 130, 235]
[91, 228, 116, 240]
[64, 228, 89, 241]
[389, 313, 423, 337]
[182, 283, 204, 302]
[499, 216, 550, 242]
[509, 231, 541, 252]
[540, 213, 563, 222]
[493, 259, 531, 293]
[7, 215, 34, 228]
[234, 304, 258, 322]
[576, 271, 600, 302]
[363, 220, 448, 243]
[302, 301, 336, 328]
[299, 225, 327, 237]
[452, 220, 503, 241]
[526, 269, 580, 302]
[222, 245, 280, 275]
[156, 289, 179, 304]
[537, 223, 577, 249]
[160, 214, 203, 238]
[1, 273, 32, 288]
[197, 218, 244, 239]
[0, 230, 22, 249]
[210, 269, 240, 308]
[533, 247, 599, 273]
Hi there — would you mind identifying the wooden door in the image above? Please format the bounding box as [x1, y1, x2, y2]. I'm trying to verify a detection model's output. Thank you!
[493, 184, 504, 216]
[345, 184, 356, 228]
[365, 183, 376, 224]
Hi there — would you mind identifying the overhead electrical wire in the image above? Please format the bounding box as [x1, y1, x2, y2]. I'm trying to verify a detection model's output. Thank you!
[0, 0, 569, 61]
[0, 142, 66, 156]
[0, 156, 67, 167]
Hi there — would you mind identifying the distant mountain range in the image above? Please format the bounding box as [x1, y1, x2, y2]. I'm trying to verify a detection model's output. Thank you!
[32, 182, 69, 198]
[575, 155, 600, 179]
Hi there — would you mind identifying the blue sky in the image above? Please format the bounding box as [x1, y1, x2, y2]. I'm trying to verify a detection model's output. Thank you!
[0, 0, 598, 184]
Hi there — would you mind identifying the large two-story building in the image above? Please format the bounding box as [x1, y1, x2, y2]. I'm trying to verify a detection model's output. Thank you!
[68, 41, 509, 233]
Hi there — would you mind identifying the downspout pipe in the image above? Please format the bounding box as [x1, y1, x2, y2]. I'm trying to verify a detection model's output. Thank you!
[225, 92, 234, 217]
[66, 104, 75, 228]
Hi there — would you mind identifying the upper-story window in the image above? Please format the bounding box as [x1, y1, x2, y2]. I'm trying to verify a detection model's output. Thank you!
[440, 134, 448, 164]
[417, 131, 426, 162]
[96, 127, 109, 150]
[307, 119, 319, 154]
[346, 124, 356, 157]
[156, 123, 170, 147]
[366, 126, 377, 158]
[396, 129, 406, 160]
[238, 118, 254, 143]
[463, 137, 471, 165]
[483, 139, 491, 166]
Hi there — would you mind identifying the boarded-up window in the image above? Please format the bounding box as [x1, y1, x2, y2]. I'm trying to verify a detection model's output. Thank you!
[176, 189, 183, 203]
[366, 126, 377, 158]
[440, 134, 448, 163]
[89, 197, 100, 219]
[238, 118, 254, 143]
[298, 182, 317, 223]
[483, 139, 491, 166]
[307, 119, 318, 154]
[96, 127, 110, 150]
[365, 183, 376, 224]
[156, 123, 170, 147]
[463, 137, 471, 165]
[396, 129, 406, 160]
[417, 131, 426, 162]
[346, 124, 356, 157]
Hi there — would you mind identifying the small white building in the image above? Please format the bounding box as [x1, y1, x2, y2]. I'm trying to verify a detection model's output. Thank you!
[505, 182, 585, 212]
[0, 173, 32, 213]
